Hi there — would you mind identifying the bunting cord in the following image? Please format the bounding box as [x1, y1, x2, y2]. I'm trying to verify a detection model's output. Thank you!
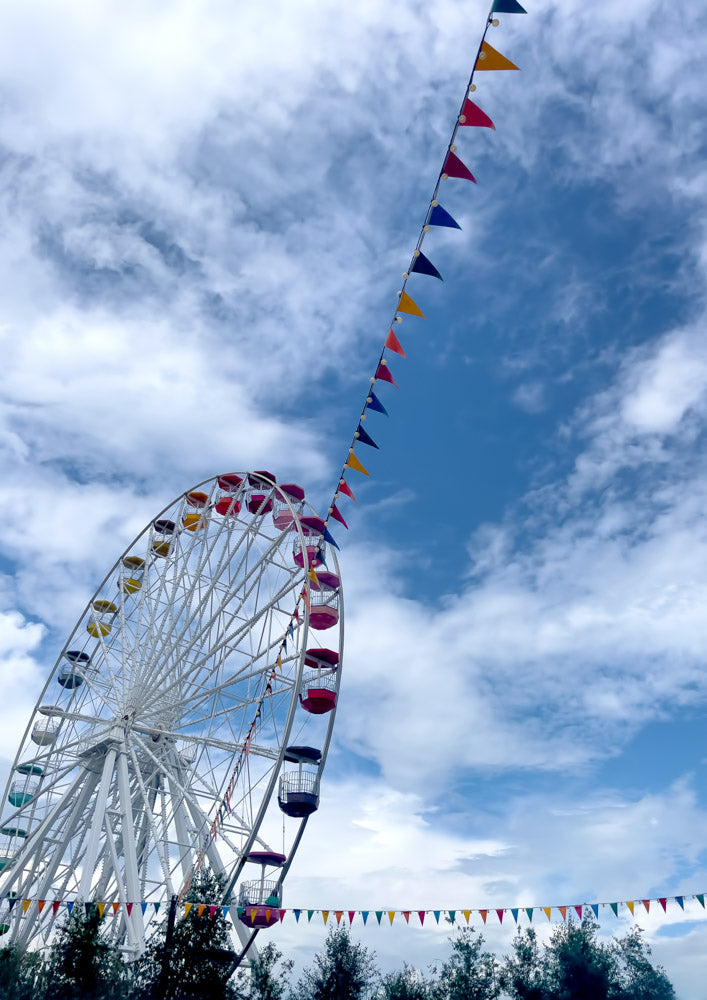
[321, 1, 501, 537]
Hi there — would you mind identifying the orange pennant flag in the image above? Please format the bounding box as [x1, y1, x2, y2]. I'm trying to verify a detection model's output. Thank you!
[559, 906, 567, 921]
[322, 910, 329, 924]
[388, 911, 395, 925]
[346, 452, 370, 476]
[198, 904, 206, 917]
[463, 910, 471, 924]
[475, 41, 519, 71]
[480, 909, 488, 923]
[397, 290, 425, 318]
[543, 907, 552, 921]
[335, 911, 343, 925]
[402, 911, 410, 924]
[22, 900, 31, 913]
[642, 900, 650, 913]
[37, 900, 46, 914]
[626, 901, 635, 916]
[265, 909, 272, 923]
[112, 902, 120, 915]
[385, 329, 406, 357]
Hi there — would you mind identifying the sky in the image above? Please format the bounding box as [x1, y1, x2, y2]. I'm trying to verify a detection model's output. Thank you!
[1, 0, 707, 995]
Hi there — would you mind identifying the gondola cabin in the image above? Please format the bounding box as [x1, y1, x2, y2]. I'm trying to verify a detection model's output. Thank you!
[308, 571, 340, 631]
[299, 647, 339, 715]
[238, 850, 285, 928]
[293, 516, 326, 569]
[278, 745, 322, 817]
[272, 483, 305, 531]
[246, 471, 276, 515]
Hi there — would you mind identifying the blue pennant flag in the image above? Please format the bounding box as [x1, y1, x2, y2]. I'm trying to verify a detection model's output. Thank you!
[428, 204, 461, 229]
[366, 391, 388, 416]
[411, 251, 443, 280]
[356, 423, 379, 449]
[323, 527, 340, 549]
[492, 0, 527, 11]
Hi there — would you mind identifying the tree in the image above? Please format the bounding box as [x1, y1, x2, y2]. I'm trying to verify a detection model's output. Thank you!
[235, 941, 293, 1000]
[133, 869, 238, 1000]
[499, 928, 549, 1000]
[379, 964, 430, 1000]
[39, 905, 127, 1000]
[293, 927, 378, 1000]
[432, 929, 499, 1000]
[612, 926, 675, 1000]
[0, 943, 44, 1000]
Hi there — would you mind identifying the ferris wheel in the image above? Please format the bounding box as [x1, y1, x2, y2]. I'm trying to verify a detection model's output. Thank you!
[0, 471, 343, 959]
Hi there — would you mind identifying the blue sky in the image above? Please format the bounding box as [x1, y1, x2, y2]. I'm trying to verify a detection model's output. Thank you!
[1, 0, 707, 994]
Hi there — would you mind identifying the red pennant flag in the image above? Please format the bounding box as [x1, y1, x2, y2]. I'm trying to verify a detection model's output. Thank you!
[375, 362, 398, 387]
[348, 911, 356, 924]
[126, 903, 134, 916]
[418, 911, 426, 925]
[642, 900, 650, 913]
[480, 909, 488, 923]
[52, 901, 61, 916]
[330, 504, 348, 529]
[459, 99, 495, 129]
[385, 329, 406, 357]
[559, 906, 567, 921]
[279, 909, 286, 922]
[659, 898, 667, 912]
[496, 909, 504, 924]
[338, 479, 357, 502]
[442, 151, 476, 183]
[575, 905, 583, 919]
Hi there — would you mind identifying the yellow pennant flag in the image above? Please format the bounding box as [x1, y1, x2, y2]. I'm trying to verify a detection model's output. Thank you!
[184, 903, 192, 918]
[97, 902, 106, 919]
[463, 910, 471, 924]
[397, 290, 426, 318]
[309, 566, 320, 585]
[346, 452, 370, 477]
[475, 41, 519, 71]
[22, 900, 31, 913]
[250, 907, 257, 924]
[388, 911, 396, 925]
[322, 910, 329, 924]
[543, 907, 551, 921]
[626, 901, 635, 915]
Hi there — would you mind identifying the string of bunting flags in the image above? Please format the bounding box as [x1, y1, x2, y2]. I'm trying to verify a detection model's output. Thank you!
[4, 893, 707, 928]
[177, 0, 526, 903]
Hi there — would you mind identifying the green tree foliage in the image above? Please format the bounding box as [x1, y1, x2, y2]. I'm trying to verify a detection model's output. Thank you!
[0, 943, 44, 1000]
[499, 927, 549, 1000]
[612, 926, 675, 1000]
[379, 964, 431, 1000]
[133, 869, 238, 1000]
[39, 905, 127, 1000]
[234, 942, 293, 1000]
[293, 928, 378, 1000]
[432, 929, 499, 1000]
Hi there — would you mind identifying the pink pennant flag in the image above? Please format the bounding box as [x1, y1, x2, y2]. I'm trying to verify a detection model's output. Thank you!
[575, 905, 582, 919]
[659, 898, 667, 912]
[496, 909, 504, 924]
[418, 911, 426, 925]
[458, 99, 495, 129]
[375, 362, 398, 387]
[348, 910, 356, 925]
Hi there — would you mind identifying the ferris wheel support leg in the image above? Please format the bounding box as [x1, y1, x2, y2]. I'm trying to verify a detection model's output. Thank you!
[116, 747, 145, 948]
[78, 747, 117, 900]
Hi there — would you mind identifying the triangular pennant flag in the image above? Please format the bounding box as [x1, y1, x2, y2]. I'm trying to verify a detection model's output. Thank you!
[338, 479, 357, 502]
[559, 906, 567, 921]
[575, 905, 583, 919]
[223, 906, 230, 918]
[626, 901, 635, 915]
[97, 902, 106, 919]
[676, 896, 684, 910]
[67, 902, 74, 915]
[265, 909, 272, 923]
[127, 902, 135, 917]
[448, 911, 456, 924]
[355, 423, 379, 449]
[348, 911, 356, 925]
[345, 452, 370, 476]
[8, 899, 17, 912]
[375, 911, 383, 925]
[428, 204, 461, 229]
[463, 910, 471, 924]
[459, 99, 495, 130]
[492, 0, 527, 12]
[366, 391, 388, 415]
[411, 252, 443, 281]
[433, 911, 441, 924]
[543, 907, 551, 921]
[480, 910, 488, 924]
[308, 910, 314, 922]
[84, 901, 93, 916]
[322, 527, 339, 549]
[496, 909, 504, 924]
[418, 911, 426, 925]
[184, 903, 192, 918]
[209, 905, 218, 919]
[610, 903, 618, 917]
[511, 909, 519, 923]
[403, 911, 410, 924]
[442, 151, 476, 183]
[322, 911, 329, 924]
[112, 902, 120, 915]
[141, 902, 149, 916]
[397, 290, 425, 318]
[388, 911, 395, 925]
[361, 911, 369, 925]
[526, 908, 533, 922]
[375, 362, 398, 387]
[38, 900, 46, 914]
[659, 898, 667, 912]
[294, 909, 301, 922]
[52, 901, 61, 916]
[154, 902, 161, 914]
[697, 894, 705, 908]
[330, 504, 348, 529]
[475, 41, 519, 71]
[279, 909, 286, 922]
[591, 904, 599, 918]
[335, 911, 343, 925]
[250, 908, 257, 925]
[22, 900, 31, 914]
[384, 329, 406, 357]
[642, 900, 650, 913]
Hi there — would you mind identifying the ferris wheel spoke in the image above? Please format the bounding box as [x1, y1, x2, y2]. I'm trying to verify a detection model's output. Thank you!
[127, 743, 175, 897]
